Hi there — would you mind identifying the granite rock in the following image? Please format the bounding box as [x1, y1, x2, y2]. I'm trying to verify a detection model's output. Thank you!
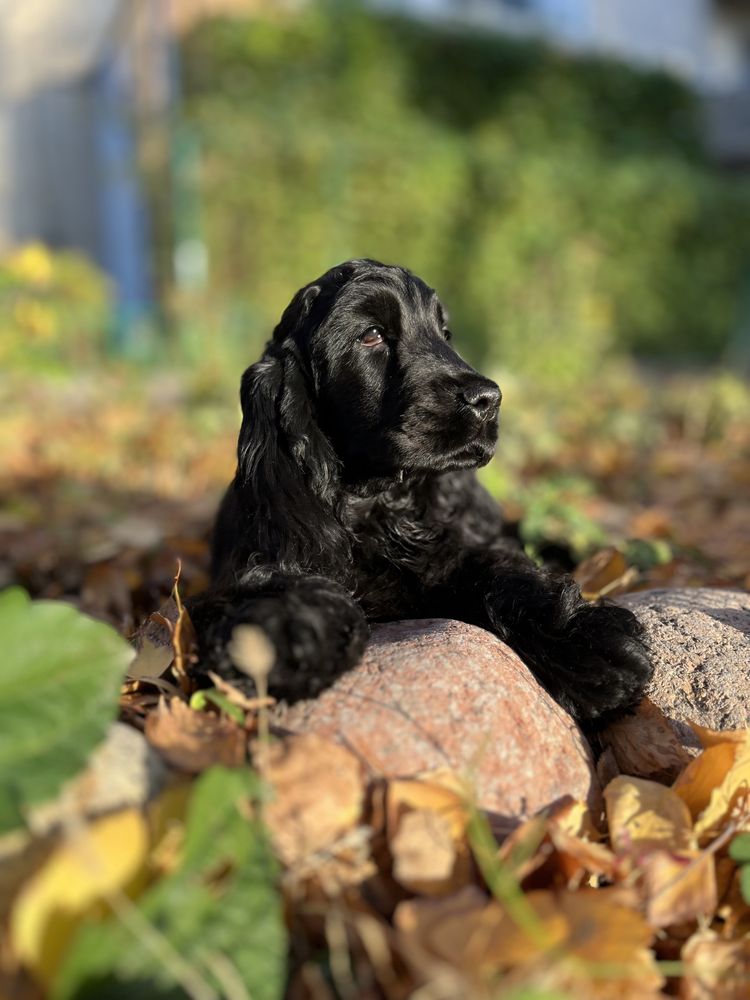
[277, 618, 600, 832]
[618, 587, 750, 746]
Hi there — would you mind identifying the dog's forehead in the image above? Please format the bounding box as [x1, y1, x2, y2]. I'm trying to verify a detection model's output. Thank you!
[339, 268, 443, 319]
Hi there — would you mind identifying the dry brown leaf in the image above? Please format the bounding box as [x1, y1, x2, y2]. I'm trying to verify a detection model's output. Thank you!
[674, 733, 750, 843]
[547, 824, 618, 886]
[126, 637, 174, 681]
[257, 734, 364, 869]
[144, 696, 247, 773]
[500, 801, 617, 889]
[629, 507, 673, 539]
[385, 771, 472, 895]
[604, 776, 695, 855]
[390, 810, 465, 896]
[641, 849, 717, 928]
[395, 885, 661, 995]
[574, 547, 639, 600]
[680, 928, 750, 1000]
[601, 698, 692, 783]
[386, 771, 469, 843]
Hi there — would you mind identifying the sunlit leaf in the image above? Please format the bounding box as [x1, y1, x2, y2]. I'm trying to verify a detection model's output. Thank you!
[55, 767, 285, 1000]
[0, 588, 133, 833]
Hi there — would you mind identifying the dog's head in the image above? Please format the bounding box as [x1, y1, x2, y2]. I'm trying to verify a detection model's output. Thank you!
[238, 259, 500, 493]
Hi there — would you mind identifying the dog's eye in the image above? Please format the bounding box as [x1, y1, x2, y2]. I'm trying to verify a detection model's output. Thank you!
[443, 327, 453, 342]
[360, 326, 385, 348]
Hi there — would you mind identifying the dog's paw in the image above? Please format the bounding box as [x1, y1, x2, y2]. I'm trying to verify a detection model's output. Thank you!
[185, 578, 369, 703]
[551, 602, 653, 726]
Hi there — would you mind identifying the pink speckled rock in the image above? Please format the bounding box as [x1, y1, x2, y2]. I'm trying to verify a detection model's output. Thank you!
[276, 619, 599, 831]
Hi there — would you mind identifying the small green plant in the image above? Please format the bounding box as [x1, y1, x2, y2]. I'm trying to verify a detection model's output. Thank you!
[729, 832, 750, 904]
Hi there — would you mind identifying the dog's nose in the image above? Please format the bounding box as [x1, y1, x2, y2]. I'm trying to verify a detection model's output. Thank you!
[460, 380, 501, 418]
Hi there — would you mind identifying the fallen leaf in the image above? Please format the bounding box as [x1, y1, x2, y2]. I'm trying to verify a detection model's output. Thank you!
[256, 734, 364, 868]
[601, 698, 692, 783]
[574, 547, 638, 599]
[605, 776, 695, 856]
[499, 801, 617, 890]
[395, 885, 661, 994]
[126, 637, 173, 681]
[641, 848, 717, 928]
[10, 809, 149, 987]
[681, 928, 750, 999]
[145, 696, 247, 773]
[674, 733, 750, 843]
[391, 810, 463, 896]
[384, 771, 473, 895]
[689, 722, 749, 749]
[674, 744, 738, 821]
[386, 771, 470, 843]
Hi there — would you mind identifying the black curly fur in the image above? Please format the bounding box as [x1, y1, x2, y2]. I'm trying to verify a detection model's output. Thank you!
[187, 259, 652, 728]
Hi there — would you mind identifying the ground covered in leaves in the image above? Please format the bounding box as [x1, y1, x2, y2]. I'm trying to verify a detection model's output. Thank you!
[1, 364, 749, 628]
[1, 364, 749, 998]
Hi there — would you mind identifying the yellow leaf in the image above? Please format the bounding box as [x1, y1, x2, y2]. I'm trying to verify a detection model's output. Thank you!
[674, 743, 737, 820]
[10, 809, 149, 986]
[605, 776, 694, 855]
[674, 733, 750, 843]
[387, 770, 470, 844]
[688, 722, 749, 749]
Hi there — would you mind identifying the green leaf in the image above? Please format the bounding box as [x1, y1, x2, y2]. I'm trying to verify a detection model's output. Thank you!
[740, 863, 750, 907]
[55, 766, 286, 1000]
[729, 833, 750, 865]
[0, 587, 133, 833]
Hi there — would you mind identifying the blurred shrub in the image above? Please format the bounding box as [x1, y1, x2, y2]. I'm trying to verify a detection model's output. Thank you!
[0, 244, 111, 372]
[179, 2, 750, 378]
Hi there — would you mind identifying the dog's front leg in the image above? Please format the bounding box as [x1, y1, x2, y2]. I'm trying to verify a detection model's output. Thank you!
[186, 569, 369, 703]
[443, 550, 653, 728]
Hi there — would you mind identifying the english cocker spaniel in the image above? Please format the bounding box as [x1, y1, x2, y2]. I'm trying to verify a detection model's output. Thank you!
[187, 259, 652, 728]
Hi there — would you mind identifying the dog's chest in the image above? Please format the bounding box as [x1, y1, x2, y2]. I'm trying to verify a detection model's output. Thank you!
[343, 491, 445, 617]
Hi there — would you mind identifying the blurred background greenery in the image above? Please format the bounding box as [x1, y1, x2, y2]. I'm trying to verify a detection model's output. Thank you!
[1, 0, 749, 618]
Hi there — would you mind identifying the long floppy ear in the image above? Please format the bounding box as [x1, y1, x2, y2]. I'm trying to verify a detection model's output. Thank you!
[234, 286, 343, 567]
[237, 346, 338, 496]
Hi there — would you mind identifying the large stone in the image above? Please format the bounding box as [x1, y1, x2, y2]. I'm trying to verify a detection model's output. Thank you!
[619, 588, 750, 742]
[276, 619, 599, 832]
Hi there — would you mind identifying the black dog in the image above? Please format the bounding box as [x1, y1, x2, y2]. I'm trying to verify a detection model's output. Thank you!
[188, 259, 652, 727]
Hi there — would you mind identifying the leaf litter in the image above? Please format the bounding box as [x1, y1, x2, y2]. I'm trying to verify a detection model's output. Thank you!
[7, 618, 750, 1000]
[2, 371, 750, 996]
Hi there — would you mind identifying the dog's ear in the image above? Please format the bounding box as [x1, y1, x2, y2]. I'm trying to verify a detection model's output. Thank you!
[237, 281, 338, 510]
[237, 346, 337, 491]
[235, 345, 343, 566]
[272, 282, 322, 344]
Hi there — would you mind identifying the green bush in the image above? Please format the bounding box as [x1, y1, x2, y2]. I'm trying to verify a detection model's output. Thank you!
[179, 1, 750, 378]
